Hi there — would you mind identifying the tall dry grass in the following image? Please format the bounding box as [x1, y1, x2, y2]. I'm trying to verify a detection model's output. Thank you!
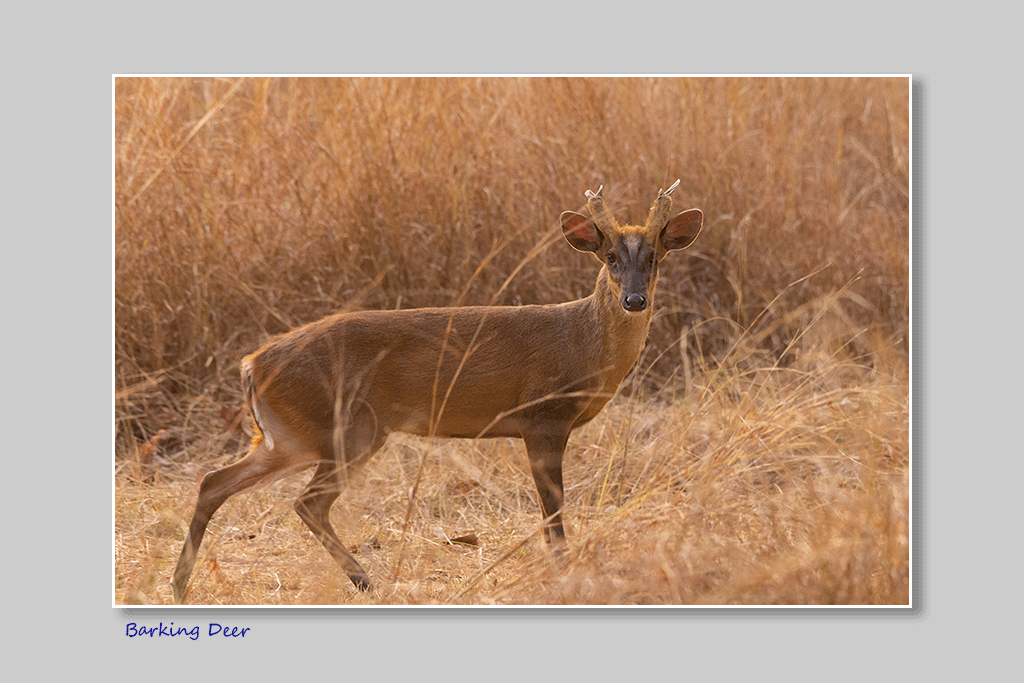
[114, 76, 909, 605]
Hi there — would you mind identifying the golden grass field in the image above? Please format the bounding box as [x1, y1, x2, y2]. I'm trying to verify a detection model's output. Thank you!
[114, 76, 909, 605]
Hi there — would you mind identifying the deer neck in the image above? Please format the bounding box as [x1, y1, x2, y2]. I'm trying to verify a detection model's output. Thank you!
[587, 267, 654, 384]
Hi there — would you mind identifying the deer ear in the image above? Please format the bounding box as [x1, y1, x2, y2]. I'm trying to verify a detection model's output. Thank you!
[660, 209, 703, 251]
[561, 211, 604, 253]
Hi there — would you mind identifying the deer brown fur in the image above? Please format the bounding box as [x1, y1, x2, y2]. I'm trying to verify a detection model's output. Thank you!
[172, 182, 703, 603]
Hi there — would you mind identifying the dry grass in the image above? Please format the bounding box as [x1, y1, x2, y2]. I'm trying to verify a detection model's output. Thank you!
[114, 76, 909, 605]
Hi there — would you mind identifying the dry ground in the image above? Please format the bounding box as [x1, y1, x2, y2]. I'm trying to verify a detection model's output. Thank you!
[116, 343, 908, 605]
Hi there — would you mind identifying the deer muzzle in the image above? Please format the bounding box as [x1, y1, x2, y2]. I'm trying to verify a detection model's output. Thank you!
[623, 293, 648, 312]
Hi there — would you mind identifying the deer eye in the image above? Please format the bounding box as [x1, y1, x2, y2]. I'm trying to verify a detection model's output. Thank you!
[606, 253, 617, 266]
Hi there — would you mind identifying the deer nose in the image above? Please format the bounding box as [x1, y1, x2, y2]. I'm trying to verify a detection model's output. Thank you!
[623, 293, 648, 312]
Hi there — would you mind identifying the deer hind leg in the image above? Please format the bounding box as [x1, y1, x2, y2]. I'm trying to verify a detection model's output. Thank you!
[293, 418, 387, 592]
[521, 427, 570, 546]
[172, 437, 319, 604]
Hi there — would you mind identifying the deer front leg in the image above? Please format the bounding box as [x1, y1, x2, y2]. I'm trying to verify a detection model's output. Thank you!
[521, 427, 570, 546]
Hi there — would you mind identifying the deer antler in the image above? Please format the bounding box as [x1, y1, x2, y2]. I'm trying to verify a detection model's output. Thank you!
[644, 179, 681, 231]
[585, 184, 619, 233]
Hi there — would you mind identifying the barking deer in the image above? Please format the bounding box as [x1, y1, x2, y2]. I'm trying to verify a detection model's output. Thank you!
[172, 182, 702, 603]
